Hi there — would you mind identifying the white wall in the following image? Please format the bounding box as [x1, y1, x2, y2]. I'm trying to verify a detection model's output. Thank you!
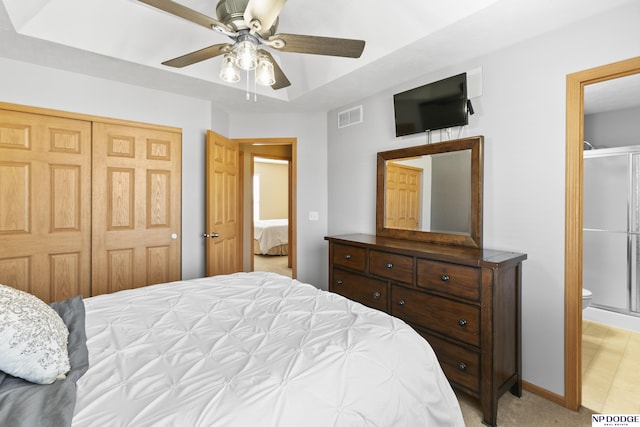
[255, 162, 289, 220]
[0, 56, 329, 288]
[229, 112, 329, 288]
[0, 57, 213, 280]
[585, 106, 640, 148]
[327, 3, 640, 396]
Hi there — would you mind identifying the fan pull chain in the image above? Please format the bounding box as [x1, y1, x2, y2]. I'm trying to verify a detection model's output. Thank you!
[254, 74, 257, 102]
[246, 70, 250, 101]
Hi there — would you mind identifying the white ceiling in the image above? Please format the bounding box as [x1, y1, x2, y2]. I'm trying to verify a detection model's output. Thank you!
[0, 0, 637, 114]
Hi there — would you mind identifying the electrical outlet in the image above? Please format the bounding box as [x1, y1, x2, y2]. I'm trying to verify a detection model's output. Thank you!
[309, 211, 319, 221]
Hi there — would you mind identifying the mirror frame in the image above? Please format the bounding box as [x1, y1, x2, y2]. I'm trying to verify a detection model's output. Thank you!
[376, 136, 484, 247]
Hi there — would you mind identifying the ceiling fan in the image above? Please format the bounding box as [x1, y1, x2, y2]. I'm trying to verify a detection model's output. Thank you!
[138, 0, 366, 90]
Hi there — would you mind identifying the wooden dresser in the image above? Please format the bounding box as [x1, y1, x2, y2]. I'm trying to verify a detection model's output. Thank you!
[326, 233, 527, 427]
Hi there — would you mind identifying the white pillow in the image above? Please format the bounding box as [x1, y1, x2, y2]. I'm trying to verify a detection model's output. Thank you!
[0, 284, 71, 384]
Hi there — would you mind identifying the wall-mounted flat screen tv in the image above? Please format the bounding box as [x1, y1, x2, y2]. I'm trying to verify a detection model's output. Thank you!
[393, 73, 468, 137]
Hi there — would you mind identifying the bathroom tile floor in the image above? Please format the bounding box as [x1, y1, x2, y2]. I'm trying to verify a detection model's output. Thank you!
[582, 320, 640, 414]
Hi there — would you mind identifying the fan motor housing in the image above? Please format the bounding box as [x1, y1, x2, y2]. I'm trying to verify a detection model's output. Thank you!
[216, 0, 278, 38]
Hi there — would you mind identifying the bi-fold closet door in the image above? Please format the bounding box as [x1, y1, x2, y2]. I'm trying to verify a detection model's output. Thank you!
[0, 106, 181, 303]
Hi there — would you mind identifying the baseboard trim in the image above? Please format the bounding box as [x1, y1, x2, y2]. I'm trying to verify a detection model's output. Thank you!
[523, 381, 566, 407]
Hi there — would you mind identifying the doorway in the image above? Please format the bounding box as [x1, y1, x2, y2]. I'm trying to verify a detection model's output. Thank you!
[565, 56, 640, 410]
[237, 138, 297, 279]
[252, 155, 292, 278]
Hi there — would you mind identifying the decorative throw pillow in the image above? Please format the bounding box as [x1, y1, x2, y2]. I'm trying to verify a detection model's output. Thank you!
[0, 284, 70, 384]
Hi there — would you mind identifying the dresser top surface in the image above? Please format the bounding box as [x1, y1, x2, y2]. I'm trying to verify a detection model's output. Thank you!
[326, 234, 527, 268]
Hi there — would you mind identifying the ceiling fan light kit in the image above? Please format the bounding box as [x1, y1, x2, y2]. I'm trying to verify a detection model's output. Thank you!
[219, 45, 275, 88]
[139, 0, 365, 98]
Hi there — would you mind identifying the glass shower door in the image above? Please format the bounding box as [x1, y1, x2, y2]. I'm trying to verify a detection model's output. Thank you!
[583, 152, 629, 312]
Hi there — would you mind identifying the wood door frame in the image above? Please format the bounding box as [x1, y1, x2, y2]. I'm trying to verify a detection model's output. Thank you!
[236, 137, 297, 279]
[565, 56, 640, 410]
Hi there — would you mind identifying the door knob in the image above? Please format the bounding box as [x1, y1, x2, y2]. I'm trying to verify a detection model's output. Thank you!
[203, 233, 220, 238]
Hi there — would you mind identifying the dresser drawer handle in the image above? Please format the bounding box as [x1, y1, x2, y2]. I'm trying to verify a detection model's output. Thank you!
[458, 362, 468, 371]
[386, 263, 393, 269]
[398, 299, 405, 306]
[344, 254, 352, 260]
[372, 292, 381, 300]
[458, 319, 467, 327]
[440, 274, 450, 282]
[336, 280, 343, 286]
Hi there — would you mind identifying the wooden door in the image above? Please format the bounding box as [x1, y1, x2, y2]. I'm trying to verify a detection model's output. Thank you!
[385, 163, 422, 230]
[91, 122, 181, 296]
[205, 130, 241, 276]
[0, 108, 91, 302]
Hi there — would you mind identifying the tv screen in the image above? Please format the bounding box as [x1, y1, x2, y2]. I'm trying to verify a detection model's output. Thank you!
[393, 73, 468, 137]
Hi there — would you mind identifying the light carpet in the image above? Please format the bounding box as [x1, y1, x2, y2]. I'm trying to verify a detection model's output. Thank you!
[457, 390, 594, 426]
[254, 254, 292, 278]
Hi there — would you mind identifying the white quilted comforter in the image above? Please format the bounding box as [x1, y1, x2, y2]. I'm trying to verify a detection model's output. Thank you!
[73, 272, 463, 426]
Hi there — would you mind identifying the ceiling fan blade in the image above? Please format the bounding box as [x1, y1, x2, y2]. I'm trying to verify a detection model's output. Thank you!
[244, 0, 287, 33]
[138, 0, 232, 33]
[268, 34, 365, 58]
[162, 43, 232, 68]
[259, 50, 290, 90]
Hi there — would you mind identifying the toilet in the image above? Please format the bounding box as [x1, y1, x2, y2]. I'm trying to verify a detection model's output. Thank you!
[582, 288, 592, 309]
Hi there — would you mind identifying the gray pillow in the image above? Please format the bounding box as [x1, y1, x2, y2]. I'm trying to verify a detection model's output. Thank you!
[0, 295, 89, 427]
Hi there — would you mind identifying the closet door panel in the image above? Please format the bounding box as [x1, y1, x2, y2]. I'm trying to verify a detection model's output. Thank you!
[92, 122, 181, 296]
[0, 109, 91, 302]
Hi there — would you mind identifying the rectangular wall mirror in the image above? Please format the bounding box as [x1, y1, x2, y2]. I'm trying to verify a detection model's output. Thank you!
[376, 136, 484, 247]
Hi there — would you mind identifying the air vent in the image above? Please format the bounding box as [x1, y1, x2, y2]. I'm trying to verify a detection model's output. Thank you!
[337, 105, 363, 128]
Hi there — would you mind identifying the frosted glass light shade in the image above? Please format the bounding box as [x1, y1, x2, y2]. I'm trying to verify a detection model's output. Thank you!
[219, 53, 240, 83]
[255, 56, 275, 86]
[235, 40, 257, 71]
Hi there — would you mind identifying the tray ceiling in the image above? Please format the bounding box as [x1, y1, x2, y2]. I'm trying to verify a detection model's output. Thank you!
[0, 0, 636, 113]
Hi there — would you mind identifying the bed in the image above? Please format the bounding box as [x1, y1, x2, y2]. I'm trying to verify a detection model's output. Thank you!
[1, 272, 464, 427]
[254, 219, 288, 255]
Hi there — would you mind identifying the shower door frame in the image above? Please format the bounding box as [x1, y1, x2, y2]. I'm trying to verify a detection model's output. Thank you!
[583, 146, 640, 316]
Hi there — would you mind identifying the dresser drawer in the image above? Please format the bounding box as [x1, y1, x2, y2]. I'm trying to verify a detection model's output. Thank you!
[421, 332, 480, 393]
[416, 259, 480, 301]
[369, 250, 413, 284]
[391, 286, 480, 347]
[331, 269, 388, 312]
[332, 243, 366, 272]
